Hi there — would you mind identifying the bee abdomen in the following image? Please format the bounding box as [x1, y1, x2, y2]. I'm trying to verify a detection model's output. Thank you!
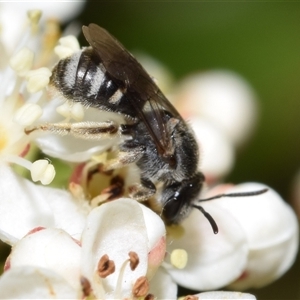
[50, 48, 138, 118]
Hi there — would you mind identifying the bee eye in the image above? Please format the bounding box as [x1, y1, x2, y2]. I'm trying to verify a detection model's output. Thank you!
[162, 177, 202, 224]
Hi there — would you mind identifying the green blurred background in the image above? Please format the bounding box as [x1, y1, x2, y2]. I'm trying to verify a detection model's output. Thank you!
[77, 2, 300, 299]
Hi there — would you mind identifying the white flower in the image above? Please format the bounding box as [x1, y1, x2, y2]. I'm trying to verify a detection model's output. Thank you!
[164, 182, 298, 291]
[222, 183, 299, 290]
[0, 10, 60, 184]
[0, 163, 87, 244]
[0, 198, 169, 299]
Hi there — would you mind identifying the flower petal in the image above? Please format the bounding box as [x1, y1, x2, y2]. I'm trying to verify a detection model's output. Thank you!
[139, 202, 166, 250]
[8, 228, 81, 290]
[81, 198, 150, 299]
[0, 163, 53, 245]
[0, 266, 80, 299]
[149, 267, 177, 300]
[139, 204, 166, 279]
[166, 203, 248, 290]
[218, 183, 299, 289]
[36, 185, 88, 240]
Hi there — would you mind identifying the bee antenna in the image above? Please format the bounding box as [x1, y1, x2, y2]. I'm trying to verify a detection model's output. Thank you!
[197, 188, 268, 203]
[192, 205, 219, 234]
[192, 188, 268, 235]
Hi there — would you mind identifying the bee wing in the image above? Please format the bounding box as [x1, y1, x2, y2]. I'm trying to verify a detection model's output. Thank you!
[82, 23, 182, 157]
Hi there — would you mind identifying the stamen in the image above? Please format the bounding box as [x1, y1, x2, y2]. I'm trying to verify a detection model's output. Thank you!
[97, 254, 115, 278]
[9, 47, 34, 77]
[1, 156, 53, 185]
[2, 155, 32, 171]
[114, 257, 130, 298]
[170, 249, 188, 269]
[128, 251, 139, 271]
[31, 159, 55, 185]
[54, 36, 80, 59]
[26, 67, 52, 93]
[80, 276, 92, 297]
[14, 103, 43, 126]
[132, 276, 149, 298]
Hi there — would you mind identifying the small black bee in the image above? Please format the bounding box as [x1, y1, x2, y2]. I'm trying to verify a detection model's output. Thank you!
[29, 24, 267, 233]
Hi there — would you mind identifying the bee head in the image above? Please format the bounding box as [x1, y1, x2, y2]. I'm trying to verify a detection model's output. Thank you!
[162, 173, 268, 235]
[161, 172, 205, 225]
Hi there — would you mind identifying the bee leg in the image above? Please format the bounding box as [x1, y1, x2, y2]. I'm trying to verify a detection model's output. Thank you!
[101, 142, 145, 171]
[25, 121, 119, 139]
[129, 178, 156, 201]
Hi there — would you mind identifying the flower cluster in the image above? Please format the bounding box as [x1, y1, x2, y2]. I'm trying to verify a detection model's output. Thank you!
[0, 5, 298, 300]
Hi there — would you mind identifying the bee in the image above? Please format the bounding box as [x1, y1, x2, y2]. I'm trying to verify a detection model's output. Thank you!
[28, 24, 267, 233]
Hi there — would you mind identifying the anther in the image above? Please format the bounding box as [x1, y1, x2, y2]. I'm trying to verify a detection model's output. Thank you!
[80, 276, 92, 297]
[14, 103, 43, 126]
[170, 249, 188, 269]
[132, 276, 149, 298]
[26, 67, 52, 93]
[97, 254, 115, 278]
[31, 159, 55, 185]
[54, 36, 80, 59]
[128, 251, 139, 271]
[9, 47, 34, 77]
